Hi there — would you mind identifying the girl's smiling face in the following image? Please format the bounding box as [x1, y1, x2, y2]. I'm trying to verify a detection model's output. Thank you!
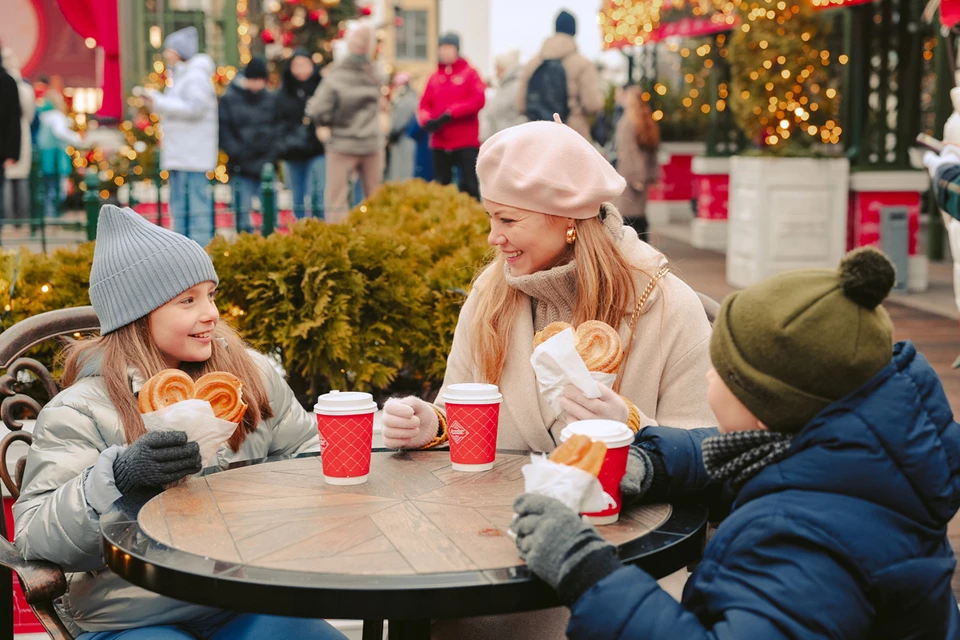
[149, 281, 219, 368]
[484, 199, 574, 277]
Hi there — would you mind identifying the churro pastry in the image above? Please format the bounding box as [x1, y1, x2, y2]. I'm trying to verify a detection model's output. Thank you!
[548, 434, 607, 477]
[533, 321, 575, 349]
[138, 369, 195, 414]
[195, 372, 248, 424]
[575, 321, 624, 374]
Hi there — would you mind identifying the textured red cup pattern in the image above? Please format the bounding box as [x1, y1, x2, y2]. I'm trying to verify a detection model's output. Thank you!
[583, 443, 630, 520]
[316, 412, 374, 481]
[446, 403, 500, 467]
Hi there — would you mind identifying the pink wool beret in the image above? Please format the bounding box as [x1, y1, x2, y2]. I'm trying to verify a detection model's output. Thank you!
[476, 117, 626, 219]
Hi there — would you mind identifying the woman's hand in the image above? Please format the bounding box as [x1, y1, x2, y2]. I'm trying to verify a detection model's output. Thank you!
[382, 397, 439, 450]
[559, 382, 630, 424]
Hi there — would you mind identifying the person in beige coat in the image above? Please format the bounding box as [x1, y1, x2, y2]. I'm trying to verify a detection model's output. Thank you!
[306, 21, 383, 223]
[515, 10, 605, 143]
[613, 86, 660, 237]
[381, 116, 715, 639]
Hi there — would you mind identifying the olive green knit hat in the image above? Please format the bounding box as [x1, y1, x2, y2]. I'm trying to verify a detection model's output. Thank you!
[710, 247, 896, 433]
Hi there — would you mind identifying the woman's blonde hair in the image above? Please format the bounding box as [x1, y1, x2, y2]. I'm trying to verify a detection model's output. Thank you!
[470, 210, 644, 384]
[61, 319, 274, 450]
[625, 86, 660, 149]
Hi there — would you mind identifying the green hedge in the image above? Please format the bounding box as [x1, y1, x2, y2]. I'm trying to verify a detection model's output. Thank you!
[0, 180, 491, 407]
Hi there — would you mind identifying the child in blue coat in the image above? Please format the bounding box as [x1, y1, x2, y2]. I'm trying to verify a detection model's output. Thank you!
[513, 247, 960, 639]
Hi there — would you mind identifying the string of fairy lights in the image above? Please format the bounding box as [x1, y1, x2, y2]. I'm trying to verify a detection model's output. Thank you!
[601, 0, 850, 150]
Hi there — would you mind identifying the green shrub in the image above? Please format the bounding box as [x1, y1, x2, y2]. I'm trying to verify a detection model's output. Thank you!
[0, 181, 492, 407]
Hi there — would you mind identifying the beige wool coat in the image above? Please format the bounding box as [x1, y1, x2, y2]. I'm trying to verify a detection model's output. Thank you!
[515, 34, 605, 143]
[433, 208, 716, 452]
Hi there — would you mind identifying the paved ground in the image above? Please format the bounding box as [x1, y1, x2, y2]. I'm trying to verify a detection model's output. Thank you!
[647, 228, 960, 600]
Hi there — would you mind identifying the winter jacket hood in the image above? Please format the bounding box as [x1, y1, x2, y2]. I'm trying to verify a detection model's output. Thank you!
[740, 340, 960, 528]
[150, 54, 218, 172]
[568, 341, 960, 639]
[539, 33, 579, 61]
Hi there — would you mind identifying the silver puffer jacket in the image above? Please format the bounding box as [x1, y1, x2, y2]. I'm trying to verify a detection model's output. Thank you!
[13, 351, 319, 634]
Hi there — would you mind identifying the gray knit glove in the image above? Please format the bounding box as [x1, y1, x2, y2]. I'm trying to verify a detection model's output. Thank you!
[512, 494, 623, 605]
[113, 431, 201, 512]
[620, 445, 655, 506]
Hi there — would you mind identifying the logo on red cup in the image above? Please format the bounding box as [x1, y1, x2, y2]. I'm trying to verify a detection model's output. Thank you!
[442, 383, 502, 472]
[448, 421, 468, 444]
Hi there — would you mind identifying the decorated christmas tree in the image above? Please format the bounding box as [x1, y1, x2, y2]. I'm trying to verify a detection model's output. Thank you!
[258, 0, 363, 65]
[728, 0, 843, 155]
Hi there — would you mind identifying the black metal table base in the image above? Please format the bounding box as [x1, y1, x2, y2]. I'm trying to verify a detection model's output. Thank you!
[387, 619, 431, 640]
[362, 619, 384, 640]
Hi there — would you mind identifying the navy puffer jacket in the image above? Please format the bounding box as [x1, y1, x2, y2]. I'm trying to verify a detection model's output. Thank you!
[569, 341, 960, 639]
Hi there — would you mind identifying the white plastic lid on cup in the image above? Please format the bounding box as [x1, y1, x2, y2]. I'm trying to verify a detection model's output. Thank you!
[441, 383, 502, 404]
[560, 419, 634, 448]
[313, 390, 378, 415]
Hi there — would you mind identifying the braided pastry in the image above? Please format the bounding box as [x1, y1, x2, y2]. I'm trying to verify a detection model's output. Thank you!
[138, 369, 248, 424]
[138, 369, 195, 414]
[195, 372, 248, 424]
[575, 321, 624, 374]
[549, 434, 607, 477]
[533, 321, 575, 349]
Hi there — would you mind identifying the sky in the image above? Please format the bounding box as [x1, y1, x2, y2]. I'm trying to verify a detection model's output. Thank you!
[486, 0, 625, 77]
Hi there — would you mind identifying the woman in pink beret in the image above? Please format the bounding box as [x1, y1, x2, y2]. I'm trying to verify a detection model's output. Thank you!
[383, 115, 715, 637]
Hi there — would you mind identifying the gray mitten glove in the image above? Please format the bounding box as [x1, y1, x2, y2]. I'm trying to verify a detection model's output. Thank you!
[113, 431, 202, 512]
[620, 445, 655, 506]
[512, 494, 623, 605]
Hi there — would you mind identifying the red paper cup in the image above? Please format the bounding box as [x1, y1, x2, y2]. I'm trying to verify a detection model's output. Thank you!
[314, 391, 377, 485]
[442, 383, 503, 472]
[560, 419, 635, 525]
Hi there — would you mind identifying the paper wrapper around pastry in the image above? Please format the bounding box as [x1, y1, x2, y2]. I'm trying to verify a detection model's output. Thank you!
[141, 400, 238, 468]
[138, 369, 248, 469]
[530, 328, 616, 417]
[520, 455, 615, 514]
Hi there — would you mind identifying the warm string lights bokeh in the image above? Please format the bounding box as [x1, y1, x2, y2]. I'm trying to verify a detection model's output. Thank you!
[601, 0, 845, 152]
[728, 0, 842, 151]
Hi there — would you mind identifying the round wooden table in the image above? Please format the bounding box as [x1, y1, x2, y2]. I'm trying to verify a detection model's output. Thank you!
[102, 450, 706, 640]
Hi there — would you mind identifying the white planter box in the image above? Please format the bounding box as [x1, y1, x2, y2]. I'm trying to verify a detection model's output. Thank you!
[727, 156, 850, 288]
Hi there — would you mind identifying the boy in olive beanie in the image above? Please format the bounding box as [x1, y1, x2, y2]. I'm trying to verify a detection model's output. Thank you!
[513, 247, 960, 638]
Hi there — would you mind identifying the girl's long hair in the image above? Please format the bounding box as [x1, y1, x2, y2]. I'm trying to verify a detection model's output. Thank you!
[61, 319, 273, 450]
[625, 86, 660, 150]
[470, 210, 649, 384]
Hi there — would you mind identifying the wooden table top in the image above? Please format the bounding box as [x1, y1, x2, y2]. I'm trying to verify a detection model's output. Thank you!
[138, 450, 672, 577]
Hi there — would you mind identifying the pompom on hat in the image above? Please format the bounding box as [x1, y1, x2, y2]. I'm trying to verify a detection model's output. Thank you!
[710, 247, 897, 433]
[476, 115, 626, 219]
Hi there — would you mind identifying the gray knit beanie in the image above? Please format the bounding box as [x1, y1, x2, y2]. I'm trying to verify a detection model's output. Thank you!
[163, 27, 199, 61]
[89, 205, 219, 334]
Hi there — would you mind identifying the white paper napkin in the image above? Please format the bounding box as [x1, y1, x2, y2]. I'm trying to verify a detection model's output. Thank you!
[142, 399, 238, 468]
[521, 453, 615, 514]
[530, 328, 617, 416]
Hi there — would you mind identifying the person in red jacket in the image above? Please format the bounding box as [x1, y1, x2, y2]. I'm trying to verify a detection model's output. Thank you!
[418, 33, 485, 200]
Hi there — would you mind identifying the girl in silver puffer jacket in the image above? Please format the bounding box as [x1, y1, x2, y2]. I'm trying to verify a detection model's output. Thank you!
[13, 205, 344, 640]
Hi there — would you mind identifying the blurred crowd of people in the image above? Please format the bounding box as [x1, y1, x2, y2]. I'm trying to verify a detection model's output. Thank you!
[0, 8, 664, 245]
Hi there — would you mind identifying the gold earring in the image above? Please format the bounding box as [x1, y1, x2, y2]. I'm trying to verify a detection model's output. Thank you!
[566, 227, 577, 245]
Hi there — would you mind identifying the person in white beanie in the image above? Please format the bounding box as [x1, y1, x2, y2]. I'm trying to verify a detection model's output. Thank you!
[305, 20, 383, 223]
[143, 27, 219, 245]
[0, 49, 35, 225]
[13, 205, 344, 640]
